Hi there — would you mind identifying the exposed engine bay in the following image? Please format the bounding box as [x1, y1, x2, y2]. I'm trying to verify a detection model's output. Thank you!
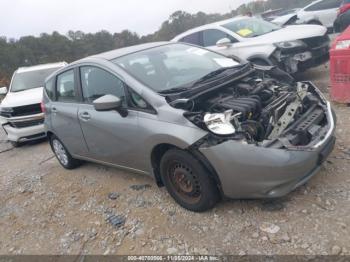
[168, 66, 332, 149]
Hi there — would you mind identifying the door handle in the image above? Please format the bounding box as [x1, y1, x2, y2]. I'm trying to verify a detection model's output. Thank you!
[79, 112, 91, 121]
[52, 107, 58, 113]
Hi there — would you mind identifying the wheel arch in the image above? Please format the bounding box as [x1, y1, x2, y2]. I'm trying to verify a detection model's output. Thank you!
[150, 143, 224, 196]
[150, 143, 179, 187]
[46, 130, 55, 139]
[306, 19, 323, 25]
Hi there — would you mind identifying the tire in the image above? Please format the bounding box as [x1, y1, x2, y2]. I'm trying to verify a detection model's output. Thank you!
[160, 149, 220, 212]
[50, 135, 82, 169]
[308, 20, 322, 26]
[10, 141, 23, 148]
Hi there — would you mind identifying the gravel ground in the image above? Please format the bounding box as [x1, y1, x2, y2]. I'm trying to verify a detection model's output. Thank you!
[0, 62, 350, 256]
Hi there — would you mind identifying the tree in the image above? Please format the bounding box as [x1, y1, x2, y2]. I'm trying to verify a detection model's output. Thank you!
[0, 0, 313, 84]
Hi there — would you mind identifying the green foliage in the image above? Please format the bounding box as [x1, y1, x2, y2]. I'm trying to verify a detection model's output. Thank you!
[0, 0, 313, 85]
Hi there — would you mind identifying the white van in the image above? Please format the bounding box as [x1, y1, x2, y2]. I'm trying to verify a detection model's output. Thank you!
[0, 62, 67, 146]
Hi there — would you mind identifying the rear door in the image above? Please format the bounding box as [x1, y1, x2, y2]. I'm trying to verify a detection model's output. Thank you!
[50, 68, 89, 156]
[77, 66, 143, 169]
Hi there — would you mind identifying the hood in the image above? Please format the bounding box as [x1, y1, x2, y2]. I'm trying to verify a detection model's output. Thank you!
[1, 87, 43, 108]
[239, 25, 327, 46]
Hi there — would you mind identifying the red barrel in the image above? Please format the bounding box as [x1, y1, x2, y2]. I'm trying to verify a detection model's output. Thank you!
[330, 26, 350, 103]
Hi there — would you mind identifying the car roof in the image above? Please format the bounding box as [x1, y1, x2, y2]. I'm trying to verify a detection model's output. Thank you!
[86, 41, 171, 61]
[172, 16, 247, 41]
[17, 62, 67, 73]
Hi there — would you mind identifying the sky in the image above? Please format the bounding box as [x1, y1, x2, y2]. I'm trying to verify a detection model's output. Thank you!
[0, 0, 253, 39]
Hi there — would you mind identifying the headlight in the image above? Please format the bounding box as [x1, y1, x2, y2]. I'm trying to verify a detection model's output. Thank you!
[204, 110, 236, 135]
[275, 40, 306, 49]
[335, 40, 350, 50]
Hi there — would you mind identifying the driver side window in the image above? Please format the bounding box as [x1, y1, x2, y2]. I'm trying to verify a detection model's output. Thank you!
[80, 66, 126, 105]
[202, 29, 237, 47]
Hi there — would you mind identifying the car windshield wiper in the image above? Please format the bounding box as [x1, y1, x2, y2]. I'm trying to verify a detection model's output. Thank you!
[159, 66, 241, 94]
[190, 67, 236, 86]
[158, 86, 190, 94]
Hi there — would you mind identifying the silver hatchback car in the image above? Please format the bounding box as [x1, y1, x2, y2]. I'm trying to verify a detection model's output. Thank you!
[43, 42, 336, 212]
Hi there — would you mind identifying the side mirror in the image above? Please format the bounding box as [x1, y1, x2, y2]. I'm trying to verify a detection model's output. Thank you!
[0, 87, 8, 95]
[93, 94, 128, 117]
[216, 38, 232, 47]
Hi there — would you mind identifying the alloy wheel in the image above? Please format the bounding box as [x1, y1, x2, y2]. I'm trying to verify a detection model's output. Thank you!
[52, 139, 69, 166]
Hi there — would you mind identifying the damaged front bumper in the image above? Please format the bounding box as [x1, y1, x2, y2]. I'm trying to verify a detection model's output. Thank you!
[0, 113, 46, 142]
[198, 98, 336, 199]
[273, 42, 329, 74]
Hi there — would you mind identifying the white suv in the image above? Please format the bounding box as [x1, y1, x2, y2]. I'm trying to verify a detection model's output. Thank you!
[0, 62, 66, 146]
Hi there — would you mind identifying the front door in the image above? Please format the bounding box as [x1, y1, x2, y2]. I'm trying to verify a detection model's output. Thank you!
[77, 66, 143, 169]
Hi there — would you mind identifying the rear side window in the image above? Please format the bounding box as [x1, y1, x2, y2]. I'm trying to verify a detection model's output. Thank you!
[45, 78, 55, 100]
[80, 66, 126, 104]
[202, 29, 237, 47]
[305, 0, 342, 11]
[180, 32, 202, 46]
[56, 70, 76, 102]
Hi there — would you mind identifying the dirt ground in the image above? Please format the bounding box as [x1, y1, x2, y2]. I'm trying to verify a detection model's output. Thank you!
[1, 62, 350, 256]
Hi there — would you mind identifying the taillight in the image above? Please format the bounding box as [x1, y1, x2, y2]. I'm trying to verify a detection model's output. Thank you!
[335, 39, 350, 49]
[40, 101, 46, 113]
[338, 3, 350, 15]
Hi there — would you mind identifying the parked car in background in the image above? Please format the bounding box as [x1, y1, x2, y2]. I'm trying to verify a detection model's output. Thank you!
[272, 0, 342, 30]
[172, 17, 330, 74]
[334, 0, 350, 32]
[44, 42, 335, 212]
[330, 26, 350, 102]
[0, 62, 67, 147]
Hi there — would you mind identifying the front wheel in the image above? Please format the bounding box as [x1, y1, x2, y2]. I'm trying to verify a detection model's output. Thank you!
[50, 135, 82, 169]
[160, 149, 220, 212]
[307, 20, 322, 25]
[10, 141, 23, 148]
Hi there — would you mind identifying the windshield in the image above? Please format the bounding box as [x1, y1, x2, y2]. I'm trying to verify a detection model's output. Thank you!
[222, 18, 280, 38]
[10, 67, 61, 92]
[112, 44, 240, 92]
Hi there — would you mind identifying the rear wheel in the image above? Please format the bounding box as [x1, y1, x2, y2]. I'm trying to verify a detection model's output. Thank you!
[308, 20, 322, 25]
[50, 135, 82, 169]
[160, 149, 220, 212]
